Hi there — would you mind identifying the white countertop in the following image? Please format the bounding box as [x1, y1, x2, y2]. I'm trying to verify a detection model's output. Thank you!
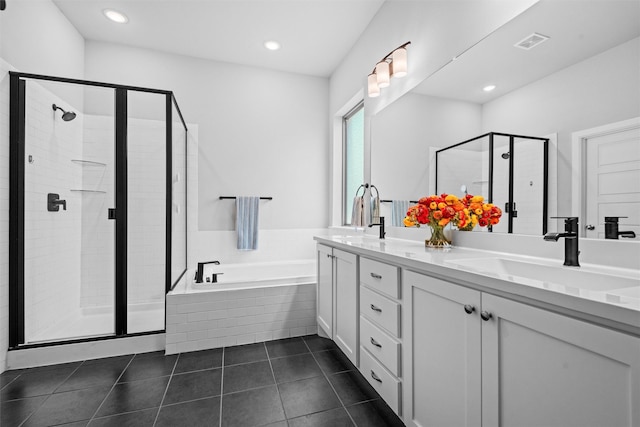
[314, 234, 640, 335]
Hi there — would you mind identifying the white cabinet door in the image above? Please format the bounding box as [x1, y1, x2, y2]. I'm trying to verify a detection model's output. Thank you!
[482, 293, 640, 427]
[403, 271, 482, 427]
[334, 248, 358, 365]
[316, 244, 333, 336]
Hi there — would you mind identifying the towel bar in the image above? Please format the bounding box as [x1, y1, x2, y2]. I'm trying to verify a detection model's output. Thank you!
[219, 196, 272, 200]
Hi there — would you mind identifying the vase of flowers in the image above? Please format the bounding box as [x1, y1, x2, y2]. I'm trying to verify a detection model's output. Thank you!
[403, 194, 502, 248]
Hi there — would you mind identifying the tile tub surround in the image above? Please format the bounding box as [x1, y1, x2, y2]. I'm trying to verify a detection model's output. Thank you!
[0, 336, 404, 427]
[166, 284, 317, 354]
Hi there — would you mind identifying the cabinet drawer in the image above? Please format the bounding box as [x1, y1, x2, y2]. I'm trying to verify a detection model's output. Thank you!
[360, 257, 399, 299]
[360, 316, 401, 376]
[360, 286, 400, 337]
[360, 346, 401, 415]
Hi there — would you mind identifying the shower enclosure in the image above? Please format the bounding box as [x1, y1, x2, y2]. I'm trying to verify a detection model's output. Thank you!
[9, 72, 188, 347]
[435, 132, 549, 235]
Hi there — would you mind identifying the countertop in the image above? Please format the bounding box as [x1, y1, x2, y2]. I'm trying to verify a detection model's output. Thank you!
[314, 234, 640, 336]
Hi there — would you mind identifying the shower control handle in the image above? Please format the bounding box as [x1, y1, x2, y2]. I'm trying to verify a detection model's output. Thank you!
[47, 193, 67, 212]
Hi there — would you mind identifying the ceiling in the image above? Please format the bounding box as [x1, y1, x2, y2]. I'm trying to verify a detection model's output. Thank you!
[52, 0, 385, 78]
[413, 0, 640, 104]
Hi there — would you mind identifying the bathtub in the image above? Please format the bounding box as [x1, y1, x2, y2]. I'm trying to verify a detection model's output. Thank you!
[170, 259, 316, 293]
[166, 259, 318, 354]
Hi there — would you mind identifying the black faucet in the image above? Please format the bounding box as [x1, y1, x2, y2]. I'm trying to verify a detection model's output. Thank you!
[368, 216, 386, 239]
[544, 217, 580, 267]
[604, 217, 636, 239]
[195, 261, 220, 283]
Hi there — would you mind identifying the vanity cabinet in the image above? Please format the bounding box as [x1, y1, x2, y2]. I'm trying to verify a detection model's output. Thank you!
[403, 270, 640, 427]
[316, 244, 358, 365]
[359, 257, 403, 415]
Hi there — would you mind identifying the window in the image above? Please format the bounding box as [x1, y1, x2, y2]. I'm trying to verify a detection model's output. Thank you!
[343, 101, 365, 225]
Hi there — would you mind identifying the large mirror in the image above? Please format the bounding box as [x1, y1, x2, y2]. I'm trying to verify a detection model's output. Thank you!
[371, 0, 640, 239]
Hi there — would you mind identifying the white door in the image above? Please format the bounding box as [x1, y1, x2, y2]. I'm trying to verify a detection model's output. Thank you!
[482, 294, 640, 427]
[333, 248, 358, 364]
[573, 118, 640, 238]
[316, 244, 333, 336]
[402, 271, 482, 427]
[585, 126, 640, 238]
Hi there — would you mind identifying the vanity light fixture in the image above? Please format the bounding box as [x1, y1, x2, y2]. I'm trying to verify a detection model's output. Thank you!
[103, 9, 128, 24]
[264, 40, 281, 51]
[367, 41, 411, 97]
[483, 84, 496, 92]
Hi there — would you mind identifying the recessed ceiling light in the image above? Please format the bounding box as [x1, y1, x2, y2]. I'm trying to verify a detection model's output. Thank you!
[483, 85, 496, 92]
[264, 40, 281, 51]
[103, 9, 128, 24]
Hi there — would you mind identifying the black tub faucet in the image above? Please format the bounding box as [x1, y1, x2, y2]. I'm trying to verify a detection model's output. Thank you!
[368, 216, 386, 239]
[605, 217, 636, 239]
[544, 217, 580, 267]
[195, 261, 220, 283]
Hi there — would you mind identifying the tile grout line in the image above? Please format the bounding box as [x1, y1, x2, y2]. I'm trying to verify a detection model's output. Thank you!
[303, 338, 359, 427]
[87, 355, 137, 424]
[152, 353, 180, 427]
[264, 340, 288, 424]
[219, 347, 225, 427]
[17, 360, 86, 427]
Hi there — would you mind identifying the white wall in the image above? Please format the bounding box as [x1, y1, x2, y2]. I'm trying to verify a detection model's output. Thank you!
[0, 0, 85, 107]
[83, 41, 330, 232]
[0, 0, 85, 373]
[482, 37, 640, 215]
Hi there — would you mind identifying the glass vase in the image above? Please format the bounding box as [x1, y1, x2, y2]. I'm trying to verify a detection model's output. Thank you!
[426, 224, 452, 248]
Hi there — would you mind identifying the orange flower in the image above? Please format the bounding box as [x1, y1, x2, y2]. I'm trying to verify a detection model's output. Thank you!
[433, 210, 443, 220]
[439, 218, 450, 226]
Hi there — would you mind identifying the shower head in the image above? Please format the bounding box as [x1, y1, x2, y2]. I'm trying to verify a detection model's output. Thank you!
[52, 104, 76, 122]
[501, 152, 510, 160]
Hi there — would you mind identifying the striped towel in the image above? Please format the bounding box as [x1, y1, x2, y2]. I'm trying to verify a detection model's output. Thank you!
[391, 200, 409, 227]
[351, 196, 365, 227]
[236, 196, 260, 250]
[371, 196, 380, 225]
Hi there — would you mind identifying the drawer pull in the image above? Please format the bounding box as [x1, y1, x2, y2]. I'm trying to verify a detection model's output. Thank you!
[464, 304, 475, 314]
[370, 370, 382, 383]
[481, 311, 493, 321]
[370, 272, 383, 279]
[370, 304, 382, 313]
[370, 337, 382, 348]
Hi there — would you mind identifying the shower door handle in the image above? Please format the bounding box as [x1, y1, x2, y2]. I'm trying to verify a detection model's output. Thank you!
[108, 208, 116, 220]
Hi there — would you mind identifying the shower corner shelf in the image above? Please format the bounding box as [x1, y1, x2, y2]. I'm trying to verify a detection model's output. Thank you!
[71, 159, 107, 167]
[70, 189, 107, 194]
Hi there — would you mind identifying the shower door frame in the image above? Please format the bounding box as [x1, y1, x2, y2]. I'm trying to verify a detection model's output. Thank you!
[435, 131, 549, 234]
[8, 71, 188, 349]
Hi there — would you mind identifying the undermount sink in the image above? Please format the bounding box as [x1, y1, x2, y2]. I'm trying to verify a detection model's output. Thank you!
[445, 257, 640, 293]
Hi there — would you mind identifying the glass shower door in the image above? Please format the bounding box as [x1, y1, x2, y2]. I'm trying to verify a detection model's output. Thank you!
[22, 79, 116, 344]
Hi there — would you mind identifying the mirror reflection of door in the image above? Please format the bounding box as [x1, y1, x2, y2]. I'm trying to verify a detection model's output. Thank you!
[574, 118, 640, 239]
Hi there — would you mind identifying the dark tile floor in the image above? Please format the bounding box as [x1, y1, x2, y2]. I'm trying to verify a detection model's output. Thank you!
[0, 335, 405, 427]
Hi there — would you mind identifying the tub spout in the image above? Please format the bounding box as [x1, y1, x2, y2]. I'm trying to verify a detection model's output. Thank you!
[195, 260, 221, 283]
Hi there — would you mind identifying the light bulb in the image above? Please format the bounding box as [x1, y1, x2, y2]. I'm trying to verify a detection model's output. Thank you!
[368, 73, 380, 97]
[391, 47, 407, 78]
[375, 62, 390, 88]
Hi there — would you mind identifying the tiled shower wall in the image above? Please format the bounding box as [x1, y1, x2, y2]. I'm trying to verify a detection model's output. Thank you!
[23, 80, 84, 342]
[79, 115, 114, 309]
[127, 118, 167, 306]
[79, 116, 169, 308]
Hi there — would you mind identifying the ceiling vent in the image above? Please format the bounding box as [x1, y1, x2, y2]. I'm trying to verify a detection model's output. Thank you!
[514, 33, 550, 50]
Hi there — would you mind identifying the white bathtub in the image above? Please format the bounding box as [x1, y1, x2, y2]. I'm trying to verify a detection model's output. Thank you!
[166, 259, 318, 354]
[170, 259, 316, 293]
